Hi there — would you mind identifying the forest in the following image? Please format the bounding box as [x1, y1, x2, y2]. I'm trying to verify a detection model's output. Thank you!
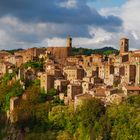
[0, 75, 140, 140]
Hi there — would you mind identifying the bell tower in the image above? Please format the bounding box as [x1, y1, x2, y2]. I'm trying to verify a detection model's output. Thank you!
[120, 38, 129, 54]
[67, 35, 72, 48]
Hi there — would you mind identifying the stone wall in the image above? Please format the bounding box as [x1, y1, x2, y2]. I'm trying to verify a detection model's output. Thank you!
[47, 47, 70, 59]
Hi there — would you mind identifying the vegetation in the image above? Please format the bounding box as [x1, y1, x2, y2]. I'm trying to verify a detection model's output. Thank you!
[23, 61, 44, 71]
[0, 72, 140, 139]
[72, 47, 119, 56]
[22, 94, 140, 140]
[1, 70, 17, 85]
[2, 48, 24, 55]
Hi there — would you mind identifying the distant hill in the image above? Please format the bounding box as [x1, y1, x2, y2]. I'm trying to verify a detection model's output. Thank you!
[2, 46, 119, 56]
[72, 47, 119, 56]
[2, 48, 24, 54]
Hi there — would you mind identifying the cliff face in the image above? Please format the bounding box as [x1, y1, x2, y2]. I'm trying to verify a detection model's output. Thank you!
[47, 47, 71, 59]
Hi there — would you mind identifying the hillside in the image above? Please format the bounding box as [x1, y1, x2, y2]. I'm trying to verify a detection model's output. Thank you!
[72, 47, 119, 56]
[2, 46, 119, 56]
[2, 48, 24, 54]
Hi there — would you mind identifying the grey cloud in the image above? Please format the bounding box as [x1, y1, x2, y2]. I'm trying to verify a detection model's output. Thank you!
[0, 17, 91, 49]
[0, 0, 125, 50]
[0, 0, 122, 34]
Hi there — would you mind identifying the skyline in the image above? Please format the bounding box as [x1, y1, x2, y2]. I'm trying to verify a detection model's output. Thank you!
[0, 0, 139, 50]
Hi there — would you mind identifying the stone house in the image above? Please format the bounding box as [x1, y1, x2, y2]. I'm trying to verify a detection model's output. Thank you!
[40, 73, 54, 93]
[47, 36, 72, 60]
[82, 81, 93, 94]
[130, 52, 140, 85]
[54, 79, 69, 93]
[91, 54, 103, 64]
[63, 66, 85, 81]
[5, 55, 23, 67]
[122, 85, 140, 96]
[9, 97, 20, 122]
[67, 83, 82, 100]
[83, 76, 94, 83]
[82, 56, 93, 67]
[0, 62, 14, 77]
[0, 51, 11, 62]
[15, 47, 46, 63]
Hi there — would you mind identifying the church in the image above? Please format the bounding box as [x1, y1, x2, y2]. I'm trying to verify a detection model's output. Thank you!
[47, 36, 72, 59]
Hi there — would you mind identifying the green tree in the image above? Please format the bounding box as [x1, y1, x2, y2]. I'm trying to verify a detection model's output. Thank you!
[49, 105, 67, 129]
[75, 99, 105, 140]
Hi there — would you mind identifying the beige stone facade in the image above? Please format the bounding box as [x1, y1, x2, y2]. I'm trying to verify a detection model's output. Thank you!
[54, 79, 68, 92]
[15, 48, 46, 63]
[63, 66, 85, 81]
[0, 62, 14, 77]
[46, 36, 72, 60]
[82, 81, 93, 94]
[5, 55, 23, 67]
[67, 83, 82, 100]
[40, 73, 54, 93]
[120, 38, 129, 54]
[9, 97, 20, 122]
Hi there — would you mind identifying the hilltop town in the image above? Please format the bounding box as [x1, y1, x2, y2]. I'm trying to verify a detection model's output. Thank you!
[0, 36, 140, 139]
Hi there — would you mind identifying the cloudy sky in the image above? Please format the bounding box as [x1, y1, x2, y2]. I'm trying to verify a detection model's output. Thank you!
[0, 0, 139, 50]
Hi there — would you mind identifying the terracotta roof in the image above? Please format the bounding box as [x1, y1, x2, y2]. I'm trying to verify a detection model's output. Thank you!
[3, 61, 13, 66]
[95, 88, 106, 97]
[75, 93, 93, 99]
[125, 86, 140, 91]
[133, 50, 140, 53]
[132, 53, 140, 57]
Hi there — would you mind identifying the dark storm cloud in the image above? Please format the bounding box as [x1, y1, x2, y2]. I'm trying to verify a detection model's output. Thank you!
[0, 0, 122, 33]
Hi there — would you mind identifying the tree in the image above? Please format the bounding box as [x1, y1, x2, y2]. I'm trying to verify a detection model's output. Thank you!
[13, 84, 48, 128]
[75, 99, 105, 140]
[49, 105, 67, 129]
[107, 102, 140, 140]
[57, 131, 74, 140]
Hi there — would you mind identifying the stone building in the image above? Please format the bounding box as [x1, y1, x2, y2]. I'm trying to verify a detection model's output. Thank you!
[98, 62, 114, 82]
[98, 63, 105, 79]
[120, 38, 129, 55]
[83, 76, 94, 83]
[82, 56, 93, 67]
[85, 67, 98, 77]
[63, 66, 85, 81]
[130, 51, 140, 85]
[9, 97, 20, 122]
[0, 51, 11, 62]
[91, 54, 103, 66]
[67, 83, 82, 100]
[0, 62, 14, 77]
[47, 36, 72, 60]
[15, 47, 46, 63]
[114, 55, 121, 76]
[5, 55, 23, 67]
[24, 68, 36, 82]
[122, 85, 140, 95]
[40, 73, 54, 93]
[82, 81, 93, 94]
[47, 68, 63, 79]
[93, 87, 106, 102]
[120, 62, 136, 84]
[67, 56, 82, 65]
[54, 79, 69, 93]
